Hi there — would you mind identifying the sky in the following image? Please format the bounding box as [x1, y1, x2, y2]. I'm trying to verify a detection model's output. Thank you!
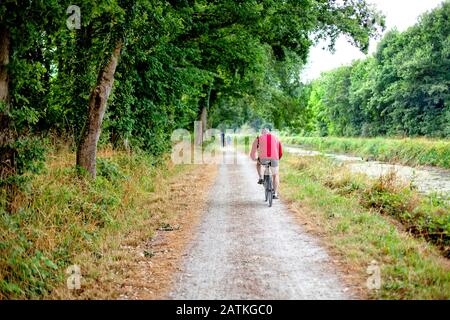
[301, 0, 446, 81]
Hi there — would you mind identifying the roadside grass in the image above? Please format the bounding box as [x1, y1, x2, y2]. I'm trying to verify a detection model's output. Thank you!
[281, 136, 450, 169]
[0, 145, 200, 299]
[281, 153, 450, 299]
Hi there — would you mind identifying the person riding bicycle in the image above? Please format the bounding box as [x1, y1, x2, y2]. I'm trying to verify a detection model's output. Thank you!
[250, 128, 283, 199]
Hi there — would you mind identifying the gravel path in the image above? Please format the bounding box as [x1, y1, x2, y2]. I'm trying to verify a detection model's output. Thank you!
[168, 150, 352, 300]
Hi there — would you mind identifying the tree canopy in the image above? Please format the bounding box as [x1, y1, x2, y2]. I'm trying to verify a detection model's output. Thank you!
[1, 0, 384, 202]
[296, 1, 449, 138]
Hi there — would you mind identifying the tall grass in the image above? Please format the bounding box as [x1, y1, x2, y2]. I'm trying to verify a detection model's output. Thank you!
[282, 136, 450, 169]
[0, 146, 184, 299]
[294, 155, 449, 256]
[281, 154, 450, 299]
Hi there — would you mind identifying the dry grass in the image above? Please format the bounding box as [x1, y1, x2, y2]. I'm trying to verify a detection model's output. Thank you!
[49, 157, 217, 299]
[284, 198, 370, 299]
[281, 153, 450, 299]
[52, 164, 217, 299]
[0, 145, 217, 299]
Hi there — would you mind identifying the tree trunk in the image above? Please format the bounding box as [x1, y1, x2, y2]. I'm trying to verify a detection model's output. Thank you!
[194, 120, 203, 150]
[0, 27, 9, 105]
[195, 86, 212, 146]
[0, 27, 15, 174]
[204, 86, 211, 134]
[195, 106, 208, 146]
[201, 105, 207, 137]
[76, 41, 122, 178]
[0, 26, 16, 208]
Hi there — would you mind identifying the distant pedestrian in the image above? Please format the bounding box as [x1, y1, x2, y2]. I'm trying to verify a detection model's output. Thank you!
[221, 131, 225, 147]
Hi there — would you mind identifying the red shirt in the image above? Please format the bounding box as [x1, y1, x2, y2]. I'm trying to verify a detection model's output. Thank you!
[250, 133, 283, 161]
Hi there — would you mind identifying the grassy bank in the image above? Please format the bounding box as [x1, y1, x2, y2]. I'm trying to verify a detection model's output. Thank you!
[281, 136, 450, 169]
[281, 153, 450, 299]
[0, 146, 212, 299]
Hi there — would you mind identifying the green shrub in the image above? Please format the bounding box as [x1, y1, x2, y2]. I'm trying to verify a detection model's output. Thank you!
[96, 158, 125, 182]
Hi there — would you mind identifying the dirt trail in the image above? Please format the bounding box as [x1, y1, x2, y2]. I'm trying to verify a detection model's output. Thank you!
[168, 150, 352, 299]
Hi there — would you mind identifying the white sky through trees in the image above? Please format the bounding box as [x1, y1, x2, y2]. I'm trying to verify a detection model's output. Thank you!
[301, 0, 446, 81]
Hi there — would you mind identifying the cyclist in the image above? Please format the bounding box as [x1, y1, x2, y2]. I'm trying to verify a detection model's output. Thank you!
[250, 128, 283, 199]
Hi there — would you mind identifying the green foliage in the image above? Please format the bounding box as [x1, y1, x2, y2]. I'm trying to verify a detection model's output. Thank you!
[0, 0, 385, 200]
[359, 174, 450, 256]
[0, 137, 47, 191]
[0, 148, 159, 299]
[301, 2, 450, 138]
[96, 158, 125, 182]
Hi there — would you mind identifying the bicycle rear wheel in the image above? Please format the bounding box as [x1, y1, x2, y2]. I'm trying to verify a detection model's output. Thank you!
[264, 176, 269, 202]
[269, 190, 273, 207]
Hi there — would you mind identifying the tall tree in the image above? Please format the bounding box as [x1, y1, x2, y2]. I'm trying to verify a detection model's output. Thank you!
[0, 25, 14, 204]
[76, 41, 123, 176]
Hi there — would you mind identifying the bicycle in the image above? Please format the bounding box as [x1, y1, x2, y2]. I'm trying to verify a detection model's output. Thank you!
[262, 160, 274, 207]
